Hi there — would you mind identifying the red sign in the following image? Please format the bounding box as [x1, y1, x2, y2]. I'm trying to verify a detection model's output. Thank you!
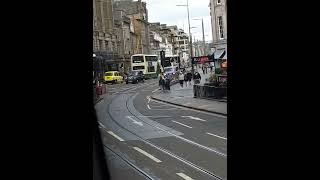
[200, 56, 208, 64]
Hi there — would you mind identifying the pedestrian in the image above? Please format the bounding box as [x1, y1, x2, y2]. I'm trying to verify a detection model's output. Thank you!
[187, 71, 192, 86]
[202, 66, 205, 74]
[194, 71, 201, 84]
[159, 72, 165, 90]
[210, 64, 213, 73]
[164, 74, 170, 90]
[184, 72, 188, 87]
[178, 72, 184, 88]
[205, 63, 208, 74]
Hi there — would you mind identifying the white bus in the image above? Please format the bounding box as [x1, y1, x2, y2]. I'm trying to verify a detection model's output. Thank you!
[131, 54, 159, 79]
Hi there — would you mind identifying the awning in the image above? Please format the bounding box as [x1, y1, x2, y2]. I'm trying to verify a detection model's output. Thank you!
[214, 49, 227, 59]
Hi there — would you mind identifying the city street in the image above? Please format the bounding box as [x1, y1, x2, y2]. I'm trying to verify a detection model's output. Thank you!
[95, 79, 227, 180]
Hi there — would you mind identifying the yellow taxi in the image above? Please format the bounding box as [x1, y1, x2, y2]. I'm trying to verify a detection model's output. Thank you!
[104, 71, 124, 84]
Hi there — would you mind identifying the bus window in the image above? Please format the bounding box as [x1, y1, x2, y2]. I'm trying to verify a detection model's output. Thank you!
[133, 66, 145, 70]
[145, 56, 157, 61]
[148, 66, 155, 72]
[132, 56, 144, 63]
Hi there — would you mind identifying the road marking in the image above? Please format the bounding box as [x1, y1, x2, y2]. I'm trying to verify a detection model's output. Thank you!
[181, 116, 207, 122]
[133, 147, 162, 163]
[126, 116, 143, 126]
[130, 115, 171, 118]
[149, 108, 180, 110]
[172, 120, 192, 128]
[149, 98, 227, 119]
[206, 132, 227, 140]
[107, 131, 124, 142]
[147, 104, 151, 109]
[176, 173, 193, 180]
[98, 122, 106, 129]
[152, 89, 159, 93]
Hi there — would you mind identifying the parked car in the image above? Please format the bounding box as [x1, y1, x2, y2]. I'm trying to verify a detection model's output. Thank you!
[125, 71, 145, 84]
[104, 71, 124, 84]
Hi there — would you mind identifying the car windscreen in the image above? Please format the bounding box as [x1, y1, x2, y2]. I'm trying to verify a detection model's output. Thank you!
[105, 72, 113, 76]
[164, 68, 173, 73]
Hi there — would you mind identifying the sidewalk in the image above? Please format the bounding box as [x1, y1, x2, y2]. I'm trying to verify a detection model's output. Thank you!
[150, 79, 227, 115]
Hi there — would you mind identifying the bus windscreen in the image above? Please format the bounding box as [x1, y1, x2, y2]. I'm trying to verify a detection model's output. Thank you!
[132, 56, 144, 63]
[145, 56, 157, 62]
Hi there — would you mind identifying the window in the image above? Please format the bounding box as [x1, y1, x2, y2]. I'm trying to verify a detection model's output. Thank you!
[218, 16, 224, 39]
[133, 66, 145, 70]
[105, 72, 113, 76]
[145, 56, 158, 62]
[112, 42, 117, 52]
[105, 41, 109, 51]
[99, 40, 104, 51]
[148, 66, 155, 72]
[217, 0, 221, 5]
[132, 56, 144, 63]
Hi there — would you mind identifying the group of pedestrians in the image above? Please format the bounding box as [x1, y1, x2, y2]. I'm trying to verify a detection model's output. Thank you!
[158, 68, 203, 91]
[158, 72, 171, 91]
[178, 70, 201, 88]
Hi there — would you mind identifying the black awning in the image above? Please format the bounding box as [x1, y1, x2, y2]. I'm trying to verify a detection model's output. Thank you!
[214, 49, 227, 60]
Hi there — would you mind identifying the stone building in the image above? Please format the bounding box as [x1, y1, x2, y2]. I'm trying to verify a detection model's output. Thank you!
[209, 0, 227, 62]
[114, 0, 150, 54]
[93, 0, 119, 78]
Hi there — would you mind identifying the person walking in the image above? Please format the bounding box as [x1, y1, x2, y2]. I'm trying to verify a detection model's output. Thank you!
[178, 71, 185, 88]
[205, 63, 208, 74]
[194, 71, 201, 84]
[187, 71, 193, 86]
[202, 65, 205, 74]
[159, 72, 165, 90]
[184, 72, 188, 87]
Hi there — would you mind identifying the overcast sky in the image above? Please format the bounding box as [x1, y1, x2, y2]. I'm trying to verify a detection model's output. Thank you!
[141, 0, 212, 42]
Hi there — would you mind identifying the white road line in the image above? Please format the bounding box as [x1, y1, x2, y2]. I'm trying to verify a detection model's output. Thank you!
[172, 120, 192, 128]
[136, 115, 171, 118]
[147, 104, 151, 109]
[98, 122, 106, 129]
[152, 89, 159, 93]
[126, 116, 143, 126]
[181, 116, 207, 122]
[107, 131, 124, 142]
[176, 173, 193, 180]
[150, 108, 180, 110]
[206, 132, 227, 140]
[133, 147, 162, 163]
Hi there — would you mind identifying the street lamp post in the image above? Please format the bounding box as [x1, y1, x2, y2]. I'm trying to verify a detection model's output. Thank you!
[177, 0, 194, 77]
[193, 18, 206, 55]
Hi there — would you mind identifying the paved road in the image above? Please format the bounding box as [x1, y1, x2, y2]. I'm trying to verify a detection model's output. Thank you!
[95, 78, 227, 180]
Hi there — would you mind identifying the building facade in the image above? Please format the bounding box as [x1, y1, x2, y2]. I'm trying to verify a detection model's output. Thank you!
[209, 0, 227, 61]
[113, 9, 134, 74]
[114, 0, 150, 55]
[93, 0, 119, 80]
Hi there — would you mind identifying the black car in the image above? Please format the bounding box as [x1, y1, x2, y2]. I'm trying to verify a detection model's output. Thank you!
[125, 71, 145, 84]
